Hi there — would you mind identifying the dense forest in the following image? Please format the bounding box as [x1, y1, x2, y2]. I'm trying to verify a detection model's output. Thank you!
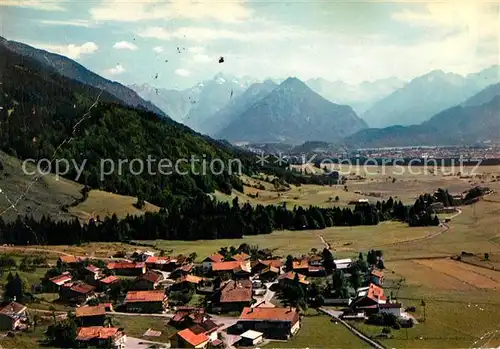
[0, 42, 342, 207]
[0, 193, 442, 245]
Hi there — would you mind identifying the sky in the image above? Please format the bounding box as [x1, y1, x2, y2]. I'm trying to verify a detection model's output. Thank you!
[1, 0, 499, 89]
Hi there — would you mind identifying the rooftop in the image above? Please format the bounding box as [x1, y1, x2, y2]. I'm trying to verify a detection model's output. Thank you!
[59, 255, 79, 264]
[241, 330, 263, 340]
[239, 307, 299, 322]
[136, 270, 162, 283]
[125, 290, 166, 303]
[49, 273, 72, 285]
[99, 275, 120, 284]
[230, 253, 250, 262]
[212, 261, 247, 272]
[76, 326, 123, 341]
[177, 328, 209, 347]
[75, 304, 106, 318]
[0, 302, 26, 318]
[107, 262, 145, 269]
[204, 253, 224, 263]
[220, 280, 253, 303]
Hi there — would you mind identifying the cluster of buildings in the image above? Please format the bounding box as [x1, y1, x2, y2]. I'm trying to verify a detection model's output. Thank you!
[1, 247, 417, 348]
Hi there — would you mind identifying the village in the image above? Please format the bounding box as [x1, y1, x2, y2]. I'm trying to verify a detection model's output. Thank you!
[0, 243, 417, 349]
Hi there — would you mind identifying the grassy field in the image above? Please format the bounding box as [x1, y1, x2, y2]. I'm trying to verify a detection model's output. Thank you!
[69, 189, 160, 221]
[111, 315, 178, 343]
[265, 314, 371, 348]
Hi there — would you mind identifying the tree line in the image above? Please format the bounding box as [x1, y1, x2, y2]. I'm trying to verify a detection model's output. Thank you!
[0, 193, 440, 246]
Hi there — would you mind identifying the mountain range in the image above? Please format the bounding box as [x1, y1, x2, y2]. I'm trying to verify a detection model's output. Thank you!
[216, 77, 368, 144]
[342, 88, 500, 148]
[306, 77, 405, 114]
[361, 67, 500, 128]
[1, 37, 166, 117]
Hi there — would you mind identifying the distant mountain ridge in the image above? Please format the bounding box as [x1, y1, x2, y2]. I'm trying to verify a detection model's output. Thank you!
[217, 77, 368, 144]
[361, 66, 500, 128]
[306, 76, 405, 114]
[199, 79, 278, 136]
[342, 90, 500, 148]
[0, 36, 166, 117]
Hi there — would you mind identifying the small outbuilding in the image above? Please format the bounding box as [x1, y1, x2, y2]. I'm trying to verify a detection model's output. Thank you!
[237, 330, 263, 347]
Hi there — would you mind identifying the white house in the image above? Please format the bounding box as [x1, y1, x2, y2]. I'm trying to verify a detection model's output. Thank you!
[334, 258, 352, 270]
[239, 330, 264, 346]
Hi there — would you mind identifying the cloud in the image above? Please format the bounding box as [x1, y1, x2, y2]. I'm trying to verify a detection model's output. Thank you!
[137, 25, 314, 42]
[105, 64, 125, 75]
[153, 46, 164, 53]
[28, 41, 98, 59]
[39, 19, 95, 27]
[90, 0, 250, 23]
[175, 68, 191, 77]
[192, 54, 212, 63]
[113, 41, 138, 50]
[0, 0, 66, 11]
[188, 46, 205, 54]
[392, 2, 499, 39]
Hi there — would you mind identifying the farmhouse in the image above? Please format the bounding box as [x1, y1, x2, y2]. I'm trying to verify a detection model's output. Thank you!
[46, 272, 72, 292]
[125, 290, 168, 313]
[169, 264, 194, 279]
[75, 304, 106, 326]
[212, 280, 253, 313]
[133, 270, 163, 290]
[211, 261, 251, 278]
[236, 307, 301, 340]
[145, 256, 171, 270]
[278, 271, 309, 287]
[251, 259, 282, 275]
[169, 307, 208, 328]
[202, 254, 224, 271]
[98, 275, 120, 291]
[106, 262, 146, 276]
[171, 274, 203, 291]
[258, 266, 280, 282]
[75, 326, 126, 348]
[171, 319, 221, 348]
[351, 283, 387, 308]
[58, 255, 81, 267]
[81, 265, 101, 284]
[0, 302, 28, 331]
[59, 282, 96, 304]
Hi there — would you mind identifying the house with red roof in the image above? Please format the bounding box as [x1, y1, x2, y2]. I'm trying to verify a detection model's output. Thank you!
[0, 302, 28, 331]
[98, 275, 120, 290]
[46, 271, 72, 292]
[171, 318, 221, 348]
[169, 264, 194, 280]
[211, 280, 253, 313]
[169, 307, 208, 328]
[145, 256, 171, 270]
[278, 272, 309, 287]
[59, 282, 96, 304]
[202, 253, 224, 271]
[370, 269, 385, 286]
[81, 264, 102, 283]
[251, 259, 282, 275]
[75, 304, 106, 326]
[133, 270, 163, 290]
[211, 261, 251, 279]
[58, 255, 81, 267]
[351, 283, 387, 309]
[125, 290, 168, 313]
[106, 261, 146, 276]
[75, 326, 126, 348]
[170, 274, 203, 292]
[236, 307, 301, 340]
